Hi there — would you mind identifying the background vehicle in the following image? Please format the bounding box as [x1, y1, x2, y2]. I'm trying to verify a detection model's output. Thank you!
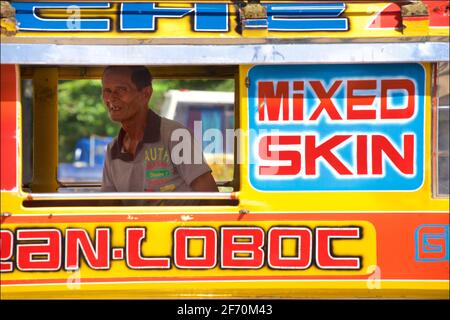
[160, 89, 235, 183]
[58, 136, 112, 183]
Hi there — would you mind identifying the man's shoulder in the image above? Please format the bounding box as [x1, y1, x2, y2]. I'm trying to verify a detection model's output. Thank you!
[158, 117, 193, 146]
[160, 116, 189, 132]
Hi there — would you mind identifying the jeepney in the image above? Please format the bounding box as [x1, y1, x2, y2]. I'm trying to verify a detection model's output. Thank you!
[0, 0, 449, 299]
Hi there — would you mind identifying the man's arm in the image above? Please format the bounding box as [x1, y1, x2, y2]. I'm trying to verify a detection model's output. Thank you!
[190, 172, 219, 192]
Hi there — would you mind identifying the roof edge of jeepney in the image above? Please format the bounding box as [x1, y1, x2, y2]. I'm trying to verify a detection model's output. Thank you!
[1, 1, 449, 40]
[1, 0, 449, 63]
[2, 35, 450, 45]
[1, 41, 448, 65]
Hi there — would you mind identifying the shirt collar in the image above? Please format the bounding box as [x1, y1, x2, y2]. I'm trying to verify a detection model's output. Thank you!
[111, 109, 161, 160]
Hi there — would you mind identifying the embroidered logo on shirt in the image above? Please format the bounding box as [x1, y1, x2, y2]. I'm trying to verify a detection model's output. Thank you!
[146, 169, 171, 179]
[144, 147, 174, 192]
[145, 147, 170, 163]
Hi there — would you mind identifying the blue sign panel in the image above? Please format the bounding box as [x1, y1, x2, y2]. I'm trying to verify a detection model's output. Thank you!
[247, 64, 425, 192]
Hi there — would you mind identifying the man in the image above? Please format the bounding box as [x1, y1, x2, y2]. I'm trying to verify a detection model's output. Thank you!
[101, 66, 218, 205]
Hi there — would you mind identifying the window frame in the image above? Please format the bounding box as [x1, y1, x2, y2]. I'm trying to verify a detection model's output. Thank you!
[432, 62, 450, 198]
[19, 65, 241, 205]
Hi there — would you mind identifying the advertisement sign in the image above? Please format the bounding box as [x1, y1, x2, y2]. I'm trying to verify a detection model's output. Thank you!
[0, 221, 376, 277]
[248, 63, 425, 192]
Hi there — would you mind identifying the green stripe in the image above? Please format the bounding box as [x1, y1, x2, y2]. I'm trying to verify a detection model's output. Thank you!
[146, 169, 171, 179]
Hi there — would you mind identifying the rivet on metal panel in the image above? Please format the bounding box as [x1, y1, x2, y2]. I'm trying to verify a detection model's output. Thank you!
[238, 209, 249, 221]
[239, 209, 249, 215]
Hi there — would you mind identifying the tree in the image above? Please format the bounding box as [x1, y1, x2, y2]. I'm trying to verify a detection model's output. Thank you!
[58, 80, 119, 162]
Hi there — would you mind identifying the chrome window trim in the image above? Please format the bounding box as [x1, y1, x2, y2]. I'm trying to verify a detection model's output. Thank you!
[24, 192, 237, 200]
[1, 42, 449, 65]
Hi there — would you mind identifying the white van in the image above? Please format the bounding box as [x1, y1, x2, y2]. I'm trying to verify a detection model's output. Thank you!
[160, 89, 235, 185]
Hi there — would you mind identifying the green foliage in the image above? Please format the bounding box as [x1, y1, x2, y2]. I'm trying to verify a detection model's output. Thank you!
[58, 80, 119, 162]
[58, 78, 234, 162]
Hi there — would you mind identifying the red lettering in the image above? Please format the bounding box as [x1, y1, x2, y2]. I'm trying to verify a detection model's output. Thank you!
[0, 230, 14, 272]
[268, 227, 312, 269]
[316, 227, 361, 269]
[347, 80, 376, 120]
[17, 229, 61, 271]
[1, 226, 369, 272]
[221, 227, 264, 269]
[309, 80, 343, 121]
[257, 78, 417, 122]
[305, 135, 353, 175]
[174, 227, 217, 269]
[293, 81, 304, 120]
[357, 135, 368, 175]
[372, 134, 415, 175]
[259, 135, 301, 176]
[65, 228, 110, 270]
[126, 228, 170, 269]
[258, 81, 289, 121]
[381, 79, 415, 119]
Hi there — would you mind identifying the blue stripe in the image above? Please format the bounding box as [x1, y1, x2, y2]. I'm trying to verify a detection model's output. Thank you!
[266, 3, 345, 17]
[121, 3, 192, 31]
[195, 4, 228, 31]
[244, 19, 268, 27]
[13, 2, 110, 31]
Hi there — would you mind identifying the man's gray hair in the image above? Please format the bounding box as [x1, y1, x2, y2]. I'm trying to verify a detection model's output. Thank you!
[103, 66, 152, 90]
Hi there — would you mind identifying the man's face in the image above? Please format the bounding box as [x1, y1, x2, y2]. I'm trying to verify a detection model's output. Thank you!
[102, 68, 151, 123]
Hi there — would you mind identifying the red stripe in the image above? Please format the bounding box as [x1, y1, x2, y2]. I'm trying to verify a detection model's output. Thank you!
[403, 16, 429, 22]
[368, 3, 401, 29]
[1, 212, 448, 224]
[0, 274, 395, 286]
[0, 65, 18, 191]
[2, 274, 448, 286]
[423, 0, 450, 27]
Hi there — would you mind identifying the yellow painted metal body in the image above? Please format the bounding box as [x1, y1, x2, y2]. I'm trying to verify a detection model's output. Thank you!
[7, 2, 448, 40]
[31, 68, 59, 192]
[237, 64, 447, 214]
